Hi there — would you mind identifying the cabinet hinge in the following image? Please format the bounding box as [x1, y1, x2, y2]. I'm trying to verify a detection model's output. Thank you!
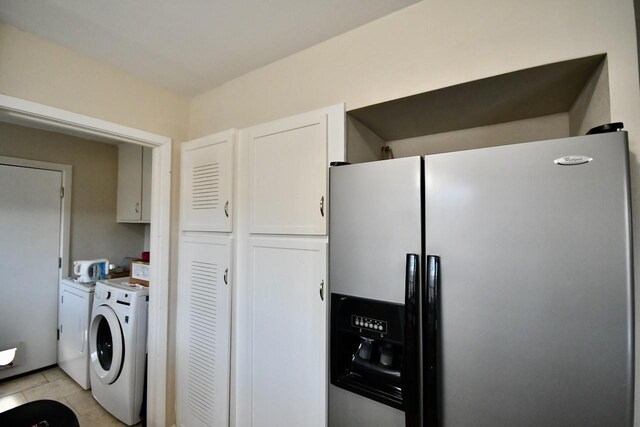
[57, 328, 60, 340]
[60, 187, 65, 198]
[59, 257, 62, 269]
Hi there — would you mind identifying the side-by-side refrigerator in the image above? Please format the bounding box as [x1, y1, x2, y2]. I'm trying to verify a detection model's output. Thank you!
[328, 131, 633, 427]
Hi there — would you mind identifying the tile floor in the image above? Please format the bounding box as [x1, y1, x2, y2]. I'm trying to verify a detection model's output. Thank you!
[0, 366, 139, 426]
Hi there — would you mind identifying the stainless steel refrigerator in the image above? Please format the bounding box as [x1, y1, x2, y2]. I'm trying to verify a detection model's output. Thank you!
[328, 131, 634, 427]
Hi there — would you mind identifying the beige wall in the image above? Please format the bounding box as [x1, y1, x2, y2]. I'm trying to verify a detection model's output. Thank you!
[0, 122, 145, 268]
[386, 113, 570, 158]
[569, 59, 611, 135]
[188, 0, 640, 140]
[188, 0, 640, 425]
[0, 23, 188, 425]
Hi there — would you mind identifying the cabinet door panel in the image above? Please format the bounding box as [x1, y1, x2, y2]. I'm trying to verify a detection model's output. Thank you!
[176, 234, 232, 427]
[248, 112, 328, 235]
[249, 237, 327, 427]
[181, 130, 235, 232]
[117, 144, 143, 221]
[141, 147, 152, 222]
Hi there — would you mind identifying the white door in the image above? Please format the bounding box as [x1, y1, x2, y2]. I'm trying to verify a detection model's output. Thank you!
[0, 164, 62, 379]
[248, 237, 327, 427]
[181, 130, 235, 232]
[176, 234, 232, 427]
[117, 143, 143, 221]
[247, 111, 329, 235]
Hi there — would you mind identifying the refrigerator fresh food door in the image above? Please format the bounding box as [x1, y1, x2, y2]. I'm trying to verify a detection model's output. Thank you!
[424, 132, 633, 427]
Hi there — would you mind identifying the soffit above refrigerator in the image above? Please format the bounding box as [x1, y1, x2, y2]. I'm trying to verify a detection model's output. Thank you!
[348, 54, 606, 141]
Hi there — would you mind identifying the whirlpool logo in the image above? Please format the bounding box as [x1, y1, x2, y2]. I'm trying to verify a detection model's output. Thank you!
[554, 155, 593, 166]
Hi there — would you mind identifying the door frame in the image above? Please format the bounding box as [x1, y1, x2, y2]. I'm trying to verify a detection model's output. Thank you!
[0, 94, 172, 427]
[0, 156, 72, 278]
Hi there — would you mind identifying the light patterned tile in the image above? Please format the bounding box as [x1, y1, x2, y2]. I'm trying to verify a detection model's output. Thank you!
[23, 376, 82, 402]
[0, 373, 48, 398]
[42, 367, 67, 383]
[0, 392, 26, 413]
[77, 406, 127, 427]
[65, 389, 102, 416]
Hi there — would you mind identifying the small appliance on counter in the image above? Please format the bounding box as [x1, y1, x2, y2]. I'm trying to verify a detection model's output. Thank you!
[72, 259, 109, 284]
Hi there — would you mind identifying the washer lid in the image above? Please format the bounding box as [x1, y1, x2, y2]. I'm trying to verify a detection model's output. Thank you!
[90, 304, 124, 385]
[61, 278, 96, 293]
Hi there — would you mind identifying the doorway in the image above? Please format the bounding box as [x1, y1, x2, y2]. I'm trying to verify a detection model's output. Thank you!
[0, 94, 172, 427]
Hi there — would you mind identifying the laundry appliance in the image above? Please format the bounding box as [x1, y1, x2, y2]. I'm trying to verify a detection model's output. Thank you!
[328, 131, 634, 427]
[89, 278, 149, 426]
[58, 278, 96, 389]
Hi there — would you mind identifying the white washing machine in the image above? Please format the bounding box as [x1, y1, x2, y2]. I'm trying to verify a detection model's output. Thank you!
[89, 278, 149, 426]
[58, 278, 95, 389]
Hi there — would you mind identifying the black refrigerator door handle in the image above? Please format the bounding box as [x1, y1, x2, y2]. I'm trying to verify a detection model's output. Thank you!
[403, 253, 420, 427]
[424, 255, 440, 427]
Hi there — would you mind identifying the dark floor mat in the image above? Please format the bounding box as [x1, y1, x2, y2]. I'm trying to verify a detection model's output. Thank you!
[0, 399, 79, 427]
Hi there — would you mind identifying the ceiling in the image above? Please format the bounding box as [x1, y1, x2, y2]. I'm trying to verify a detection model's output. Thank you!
[0, 0, 419, 97]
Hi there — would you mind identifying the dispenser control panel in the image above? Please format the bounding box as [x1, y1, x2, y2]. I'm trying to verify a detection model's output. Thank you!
[352, 315, 387, 334]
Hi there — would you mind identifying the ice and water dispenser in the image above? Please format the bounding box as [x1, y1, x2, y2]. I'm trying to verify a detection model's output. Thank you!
[330, 293, 405, 409]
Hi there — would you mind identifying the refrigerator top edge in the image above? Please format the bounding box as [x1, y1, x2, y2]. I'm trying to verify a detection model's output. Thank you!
[422, 130, 628, 160]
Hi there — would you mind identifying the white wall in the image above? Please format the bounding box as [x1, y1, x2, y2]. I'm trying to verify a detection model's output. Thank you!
[0, 122, 146, 268]
[386, 113, 570, 158]
[188, 1, 640, 425]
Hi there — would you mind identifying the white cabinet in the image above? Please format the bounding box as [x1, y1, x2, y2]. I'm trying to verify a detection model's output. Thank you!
[176, 233, 232, 427]
[117, 144, 152, 223]
[248, 237, 327, 427]
[247, 111, 329, 235]
[181, 130, 235, 232]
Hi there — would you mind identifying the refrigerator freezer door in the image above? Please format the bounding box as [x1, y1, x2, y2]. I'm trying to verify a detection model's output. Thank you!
[425, 132, 633, 427]
[329, 157, 422, 304]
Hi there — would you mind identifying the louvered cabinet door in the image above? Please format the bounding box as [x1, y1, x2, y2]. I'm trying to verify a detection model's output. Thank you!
[181, 129, 235, 232]
[176, 233, 232, 427]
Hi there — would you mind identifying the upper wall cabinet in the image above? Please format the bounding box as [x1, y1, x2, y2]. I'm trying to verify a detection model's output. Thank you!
[117, 144, 152, 223]
[181, 129, 235, 232]
[246, 105, 345, 235]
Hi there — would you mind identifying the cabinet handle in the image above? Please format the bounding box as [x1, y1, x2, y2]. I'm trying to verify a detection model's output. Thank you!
[135, 202, 140, 214]
[319, 280, 324, 301]
[320, 196, 325, 217]
[224, 201, 229, 218]
[224, 268, 228, 285]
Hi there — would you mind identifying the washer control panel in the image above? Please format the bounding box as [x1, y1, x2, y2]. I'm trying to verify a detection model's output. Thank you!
[352, 315, 387, 334]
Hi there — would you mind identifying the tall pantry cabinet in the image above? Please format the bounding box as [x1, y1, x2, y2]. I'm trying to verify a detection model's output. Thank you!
[176, 130, 236, 427]
[176, 104, 344, 427]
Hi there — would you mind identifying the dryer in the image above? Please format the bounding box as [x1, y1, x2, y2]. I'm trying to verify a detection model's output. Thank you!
[58, 278, 95, 389]
[89, 278, 149, 426]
